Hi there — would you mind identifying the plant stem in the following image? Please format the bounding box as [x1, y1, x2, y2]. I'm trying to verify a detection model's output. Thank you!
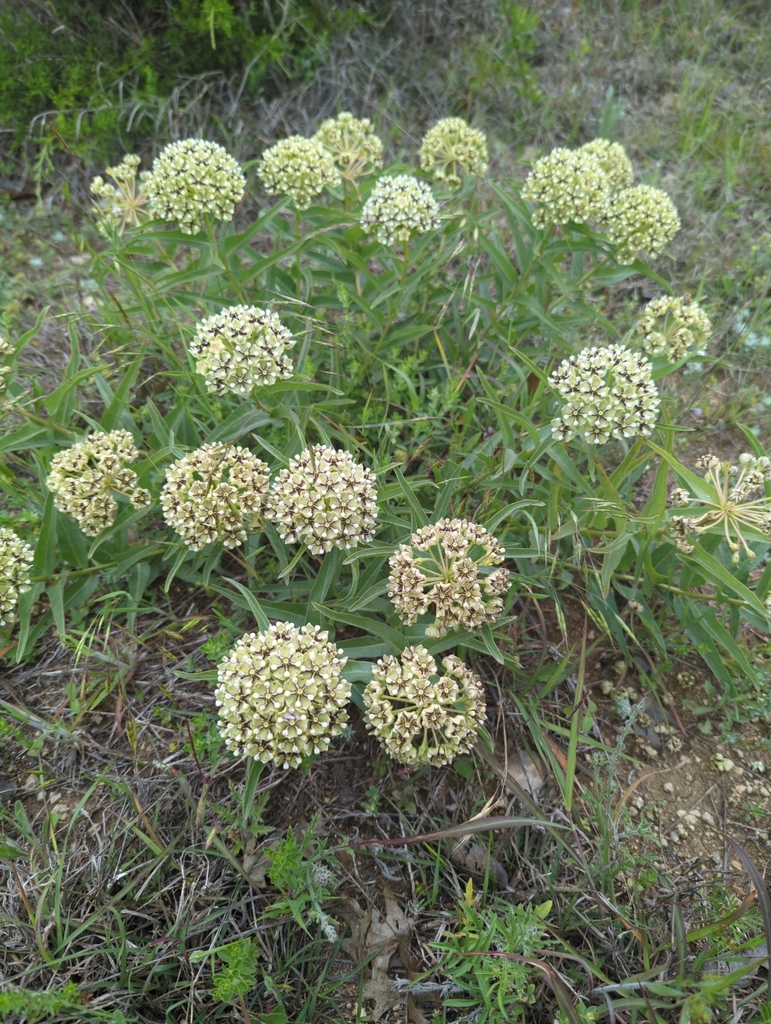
[203, 215, 246, 303]
[295, 207, 302, 298]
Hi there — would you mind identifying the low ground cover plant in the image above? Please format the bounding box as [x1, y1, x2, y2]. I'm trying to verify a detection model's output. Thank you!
[2, 110, 771, 1021]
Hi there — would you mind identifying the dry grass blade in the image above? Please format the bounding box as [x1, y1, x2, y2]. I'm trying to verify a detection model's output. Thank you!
[350, 815, 565, 847]
[726, 836, 771, 1009]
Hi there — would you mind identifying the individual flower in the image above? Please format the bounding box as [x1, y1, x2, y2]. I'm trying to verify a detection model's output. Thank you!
[637, 294, 712, 361]
[257, 136, 341, 209]
[190, 305, 295, 394]
[46, 430, 150, 537]
[667, 452, 771, 562]
[549, 344, 660, 445]
[313, 112, 383, 181]
[363, 645, 485, 766]
[360, 174, 440, 246]
[521, 147, 610, 229]
[603, 185, 680, 264]
[388, 518, 509, 638]
[266, 445, 378, 555]
[90, 154, 148, 235]
[419, 117, 488, 187]
[161, 443, 270, 551]
[579, 139, 634, 195]
[143, 139, 246, 235]
[215, 622, 349, 768]
[0, 528, 34, 626]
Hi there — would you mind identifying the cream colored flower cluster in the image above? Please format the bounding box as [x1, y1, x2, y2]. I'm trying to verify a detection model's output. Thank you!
[90, 154, 148, 234]
[419, 117, 488, 187]
[143, 139, 246, 235]
[190, 305, 295, 394]
[266, 445, 378, 555]
[0, 528, 34, 626]
[522, 147, 609, 229]
[580, 139, 634, 195]
[258, 136, 341, 210]
[637, 295, 712, 361]
[161, 443, 270, 551]
[314, 112, 383, 181]
[668, 452, 771, 561]
[549, 345, 660, 445]
[46, 430, 150, 537]
[0, 336, 12, 394]
[363, 645, 485, 765]
[215, 622, 349, 768]
[361, 175, 440, 246]
[604, 185, 680, 264]
[388, 518, 509, 638]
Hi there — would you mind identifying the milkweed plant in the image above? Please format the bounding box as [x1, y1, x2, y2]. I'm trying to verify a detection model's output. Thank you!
[2, 116, 770, 779]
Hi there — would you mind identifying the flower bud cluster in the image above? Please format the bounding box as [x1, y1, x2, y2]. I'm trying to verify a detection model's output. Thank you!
[90, 154, 148, 234]
[0, 528, 34, 626]
[143, 139, 246, 235]
[46, 430, 150, 537]
[161, 443, 270, 551]
[667, 452, 771, 560]
[637, 295, 712, 361]
[388, 518, 509, 638]
[258, 136, 341, 209]
[522, 147, 610, 229]
[419, 117, 488, 187]
[363, 645, 485, 765]
[266, 445, 378, 555]
[549, 345, 660, 445]
[603, 185, 680, 264]
[580, 139, 634, 195]
[361, 175, 440, 246]
[313, 112, 383, 181]
[0, 336, 12, 394]
[215, 623, 349, 768]
[190, 305, 295, 394]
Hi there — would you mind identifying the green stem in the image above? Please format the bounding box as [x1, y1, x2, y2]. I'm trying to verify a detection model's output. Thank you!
[371, 238, 411, 359]
[29, 547, 165, 585]
[614, 573, 745, 607]
[570, 254, 613, 292]
[295, 207, 302, 299]
[203, 215, 245, 303]
[2, 403, 76, 437]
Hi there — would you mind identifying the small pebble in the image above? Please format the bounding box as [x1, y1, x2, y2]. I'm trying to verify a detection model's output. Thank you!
[663, 782, 674, 794]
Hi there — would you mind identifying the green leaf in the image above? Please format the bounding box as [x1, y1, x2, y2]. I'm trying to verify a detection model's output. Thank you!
[685, 544, 769, 621]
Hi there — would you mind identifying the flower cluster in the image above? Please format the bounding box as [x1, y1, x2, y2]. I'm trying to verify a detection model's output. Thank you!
[603, 185, 680, 264]
[637, 295, 712, 361]
[143, 139, 246, 235]
[190, 305, 295, 394]
[0, 336, 12, 394]
[361, 175, 440, 246]
[522, 147, 609, 229]
[313, 112, 383, 181]
[419, 117, 488, 187]
[266, 445, 378, 555]
[90, 154, 148, 235]
[161, 443, 270, 551]
[549, 344, 660, 445]
[0, 528, 34, 626]
[215, 623, 349, 768]
[580, 139, 634, 195]
[258, 136, 341, 210]
[388, 518, 509, 638]
[668, 452, 771, 561]
[363, 645, 485, 765]
[46, 430, 150, 537]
